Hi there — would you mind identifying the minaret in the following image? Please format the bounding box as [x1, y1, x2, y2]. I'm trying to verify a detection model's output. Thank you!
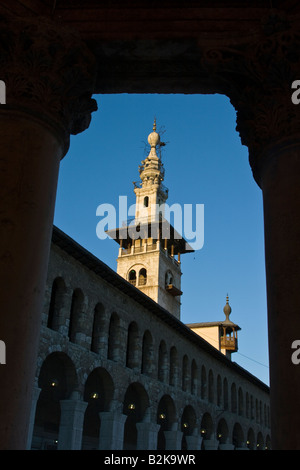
[186, 295, 241, 360]
[107, 120, 193, 320]
[134, 119, 168, 224]
[219, 295, 240, 359]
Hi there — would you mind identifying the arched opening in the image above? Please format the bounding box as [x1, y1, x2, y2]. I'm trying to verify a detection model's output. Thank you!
[157, 394, 176, 450]
[231, 383, 237, 413]
[126, 322, 139, 369]
[181, 405, 197, 450]
[256, 431, 264, 450]
[141, 330, 153, 376]
[247, 427, 255, 450]
[158, 340, 168, 383]
[143, 196, 149, 207]
[200, 412, 213, 448]
[232, 422, 244, 449]
[107, 312, 121, 362]
[223, 378, 229, 410]
[47, 277, 66, 331]
[68, 288, 84, 344]
[128, 269, 137, 286]
[169, 346, 178, 387]
[217, 374, 222, 407]
[191, 359, 198, 395]
[216, 418, 229, 448]
[123, 382, 149, 450]
[138, 268, 147, 286]
[208, 369, 214, 403]
[238, 387, 244, 416]
[32, 352, 77, 450]
[91, 302, 105, 354]
[82, 368, 114, 450]
[201, 365, 207, 400]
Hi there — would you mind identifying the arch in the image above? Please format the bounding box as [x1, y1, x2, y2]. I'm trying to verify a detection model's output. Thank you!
[238, 387, 244, 416]
[126, 321, 139, 369]
[158, 340, 168, 383]
[123, 382, 150, 450]
[32, 352, 77, 449]
[208, 369, 214, 403]
[165, 270, 173, 287]
[231, 382, 237, 413]
[157, 394, 177, 450]
[216, 418, 229, 446]
[82, 368, 114, 450]
[128, 269, 137, 286]
[200, 412, 213, 441]
[246, 392, 250, 418]
[191, 359, 198, 395]
[232, 422, 244, 449]
[141, 330, 154, 376]
[138, 268, 147, 286]
[182, 355, 189, 392]
[68, 288, 84, 343]
[144, 196, 149, 207]
[256, 431, 264, 450]
[91, 302, 105, 354]
[246, 427, 255, 450]
[181, 405, 197, 449]
[217, 374, 222, 407]
[107, 312, 121, 362]
[201, 365, 207, 400]
[169, 346, 178, 387]
[47, 277, 66, 331]
[223, 377, 229, 410]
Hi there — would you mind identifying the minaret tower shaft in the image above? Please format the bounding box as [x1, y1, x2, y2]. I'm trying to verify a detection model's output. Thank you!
[107, 120, 193, 319]
[134, 119, 168, 224]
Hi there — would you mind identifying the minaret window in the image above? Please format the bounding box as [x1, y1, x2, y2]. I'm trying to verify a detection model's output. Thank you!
[139, 268, 147, 286]
[128, 269, 137, 286]
[165, 270, 173, 287]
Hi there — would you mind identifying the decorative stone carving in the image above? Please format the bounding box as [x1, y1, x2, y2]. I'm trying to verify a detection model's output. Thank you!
[0, 16, 98, 155]
[201, 12, 300, 185]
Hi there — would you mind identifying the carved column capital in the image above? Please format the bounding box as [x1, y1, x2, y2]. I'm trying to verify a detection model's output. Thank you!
[0, 16, 98, 155]
[201, 12, 300, 186]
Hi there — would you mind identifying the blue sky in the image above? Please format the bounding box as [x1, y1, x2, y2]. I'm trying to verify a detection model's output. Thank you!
[54, 93, 270, 386]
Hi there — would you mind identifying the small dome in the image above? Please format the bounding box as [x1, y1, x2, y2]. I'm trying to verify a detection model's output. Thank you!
[223, 295, 232, 320]
[148, 119, 160, 148]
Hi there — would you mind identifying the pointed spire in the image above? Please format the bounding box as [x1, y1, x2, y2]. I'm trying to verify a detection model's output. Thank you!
[148, 119, 160, 150]
[223, 294, 232, 321]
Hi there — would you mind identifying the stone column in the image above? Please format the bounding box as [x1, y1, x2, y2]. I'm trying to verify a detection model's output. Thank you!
[203, 18, 300, 449]
[58, 395, 88, 450]
[26, 379, 41, 450]
[218, 443, 234, 450]
[136, 422, 160, 450]
[185, 434, 202, 450]
[0, 16, 97, 450]
[231, 43, 300, 449]
[164, 430, 183, 450]
[202, 438, 218, 450]
[99, 410, 127, 450]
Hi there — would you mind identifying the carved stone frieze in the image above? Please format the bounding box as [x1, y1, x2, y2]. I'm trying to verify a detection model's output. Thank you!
[201, 13, 300, 185]
[0, 16, 98, 155]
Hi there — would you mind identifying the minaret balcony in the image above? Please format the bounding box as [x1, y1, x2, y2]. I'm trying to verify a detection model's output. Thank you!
[220, 336, 238, 351]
